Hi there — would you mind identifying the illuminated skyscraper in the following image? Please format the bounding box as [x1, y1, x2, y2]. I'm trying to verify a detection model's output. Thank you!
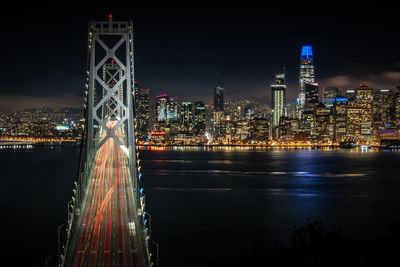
[166, 97, 179, 135]
[156, 94, 168, 123]
[137, 88, 150, 140]
[396, 86, 400, 129]
[299, 45, 315, 117]
[305, 82, 319, 112]
[244, 105, 254, 120]
[194, 101, 206, 136]
[333, 96, 348, 141]
[213, 85, 224, 136]
[271, 73, 286, 128]
[323, 87, 339, 110]
[180, 102, 193, 134]
[167, 98, 178, 123]
[134, 79, 139, 114]
[214, 86, 224, 112]
[301, 82, 319, 134]
[356, 84, 374, 137]
[346, 84, 374, 141]
[373, 89, 396, 130]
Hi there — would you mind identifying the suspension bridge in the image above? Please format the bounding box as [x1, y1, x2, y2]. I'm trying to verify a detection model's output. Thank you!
[56, 16, 153, 267]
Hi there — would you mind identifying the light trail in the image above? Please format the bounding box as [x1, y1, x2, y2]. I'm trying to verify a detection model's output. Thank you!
[66, 120, 141, 267]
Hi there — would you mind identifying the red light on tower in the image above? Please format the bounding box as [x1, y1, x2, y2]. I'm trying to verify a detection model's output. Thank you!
[108, 14, 113, 21]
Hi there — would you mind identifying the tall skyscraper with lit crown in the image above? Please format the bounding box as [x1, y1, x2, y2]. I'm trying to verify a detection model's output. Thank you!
[299, 45, 315, 117]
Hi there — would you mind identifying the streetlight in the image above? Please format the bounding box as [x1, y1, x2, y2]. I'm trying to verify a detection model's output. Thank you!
[58, 223, 65, 266]
[152, 241, 159, 267]
[67, 200, 72, 223]
[45, 255, 54, 267]
[146, 212, 152, 231]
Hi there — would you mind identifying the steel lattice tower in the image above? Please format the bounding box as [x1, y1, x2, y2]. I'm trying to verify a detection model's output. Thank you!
[59, 17, 152, 267]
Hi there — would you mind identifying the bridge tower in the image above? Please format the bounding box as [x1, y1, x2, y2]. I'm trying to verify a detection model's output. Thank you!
[59, 16, 152, 267]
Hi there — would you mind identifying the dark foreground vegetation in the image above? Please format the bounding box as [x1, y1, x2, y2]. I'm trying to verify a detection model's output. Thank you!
[244, 219, 400, 267]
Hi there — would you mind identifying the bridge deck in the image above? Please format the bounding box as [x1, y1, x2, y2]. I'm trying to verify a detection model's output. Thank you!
[65, 121, 143, 267]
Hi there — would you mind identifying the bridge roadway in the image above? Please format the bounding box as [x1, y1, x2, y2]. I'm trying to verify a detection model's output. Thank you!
[64, 120, 144, 267]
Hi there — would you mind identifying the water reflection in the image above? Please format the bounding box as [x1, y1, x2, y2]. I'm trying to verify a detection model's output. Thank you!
[141, 148, 400, 266]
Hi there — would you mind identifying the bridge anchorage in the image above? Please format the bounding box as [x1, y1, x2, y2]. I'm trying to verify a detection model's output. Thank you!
[57, 17, 154, 267]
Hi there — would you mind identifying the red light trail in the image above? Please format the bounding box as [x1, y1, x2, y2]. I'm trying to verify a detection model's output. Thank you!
[65, 120, 142, 267]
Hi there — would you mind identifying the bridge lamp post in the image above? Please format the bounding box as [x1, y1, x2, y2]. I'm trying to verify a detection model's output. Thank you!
[58, 223, 65, 266]
[67, 200, 72, 223]
[152, 241, 159, 267]
[143, 211, 151, 231]
[45, 255, 54, 267]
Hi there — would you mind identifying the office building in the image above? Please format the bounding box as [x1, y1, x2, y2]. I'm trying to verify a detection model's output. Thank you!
[323, 87, 339, 110]
[314, 103, 330, 143]
[271, 73, 286, 128]
[155, 94, 168, 131]
[213, 85, 224, 136]
[333, 97, 348, 141]
[137, 88, 150, 140]
[179, 102, 193, 134]
[194, 101, 206, 136]
[356, 84, 374, 137]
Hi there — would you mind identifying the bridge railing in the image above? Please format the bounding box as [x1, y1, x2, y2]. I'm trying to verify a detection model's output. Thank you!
[59, 157, 93, 266]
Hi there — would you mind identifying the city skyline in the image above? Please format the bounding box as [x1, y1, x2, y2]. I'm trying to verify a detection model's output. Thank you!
[3, 5, 400, 267]
[2, 3, 400, 110]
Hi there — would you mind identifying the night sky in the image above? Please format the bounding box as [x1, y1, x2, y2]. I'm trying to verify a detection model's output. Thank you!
[2, 2, 400, 110]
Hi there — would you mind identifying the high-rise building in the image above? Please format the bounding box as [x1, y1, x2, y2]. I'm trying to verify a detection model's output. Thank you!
[194, 101, 206, 136]
[167, 98, 178, 123]
[213, 85, 224, 136]
[346, 85, 374, 141]
[346, 95, 362, 140]
[156, 94, 168, 122]
[301, 82, 319, 135]
[134, 79, 139, 114]
[346, 89, 356, 100]
[323, 87, 339, 110]
[333, 96, 348, 142]
[155, 94, 168, 131]
[137, 88, 150, 140]
[299, 45, 315, 117]
[305, 82, 319, 112]
[166, 98, 179, 135]
[250, 118, 269, 142]
[373, 89, 396, 131]
[244, 105, 254, 120]
[286, 99, 298, 119]
[395, 86, 400, 129]
[233, 106, 243, 121]
[277, 116, 293, 141]
[314, 103, 330, 143]
[214, 86, 224, 112]
[221, 114, 235, 143]
[179, 102, 193, 134]
[271, 73, 286, 128]
[235, 120, 250, 142]
[356, 84, 374, 137]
